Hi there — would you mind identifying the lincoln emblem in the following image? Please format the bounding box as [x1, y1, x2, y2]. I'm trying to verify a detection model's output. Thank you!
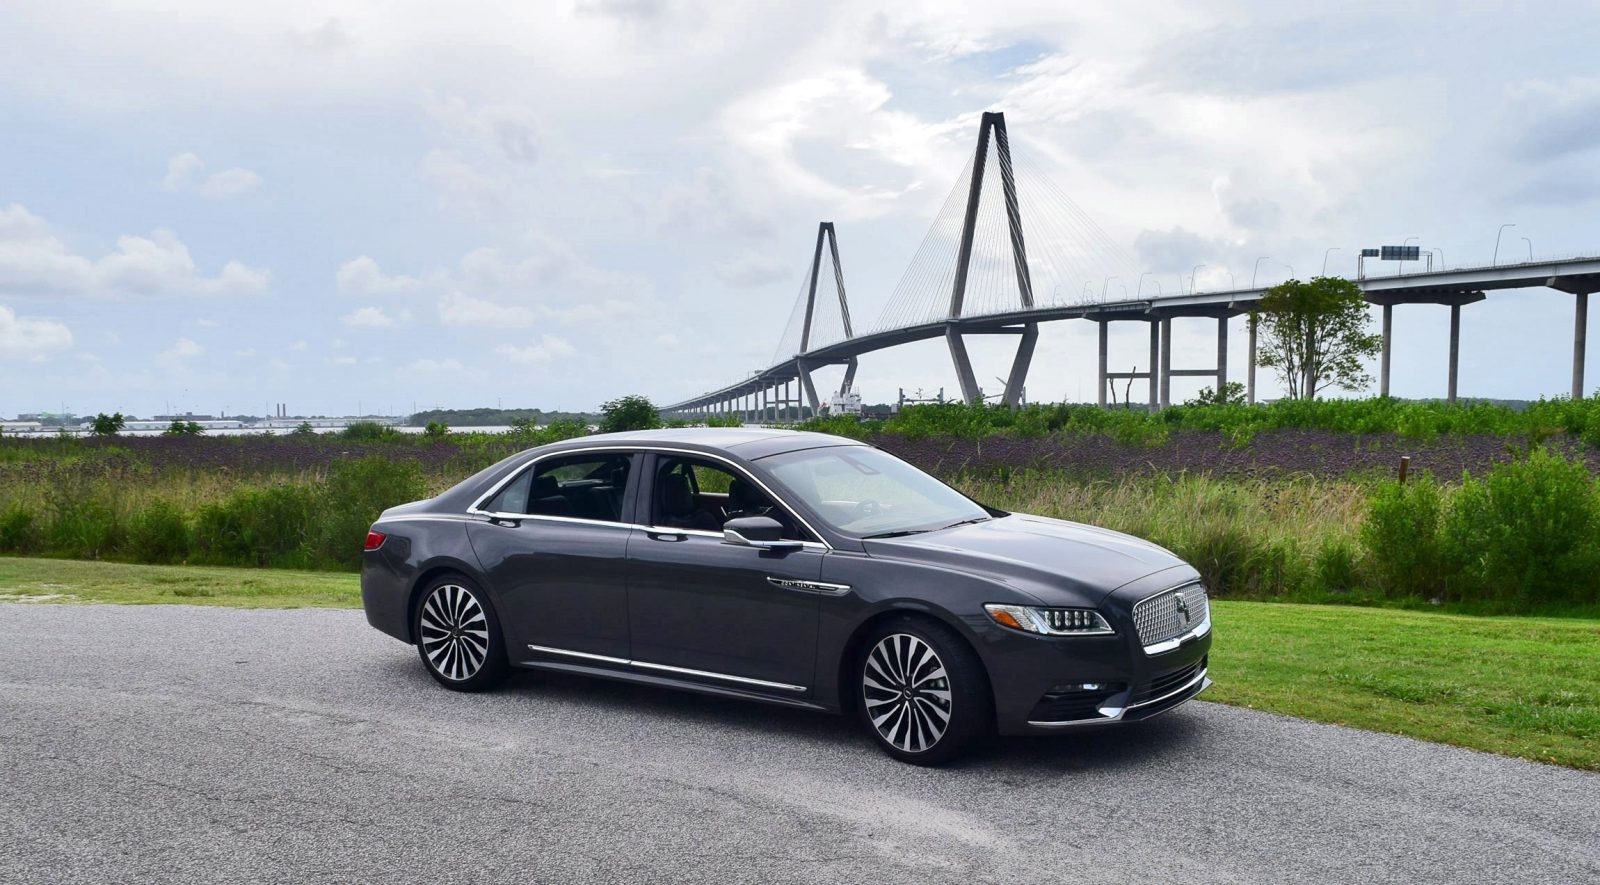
[1174, 593, 1191, 623]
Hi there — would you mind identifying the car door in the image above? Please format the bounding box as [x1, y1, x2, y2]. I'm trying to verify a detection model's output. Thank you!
[466, 451, 639, 662]
[625, 452, 826, 694]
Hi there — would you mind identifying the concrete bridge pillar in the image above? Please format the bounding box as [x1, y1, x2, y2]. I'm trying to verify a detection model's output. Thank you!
[1247, 316, 1258, 405]
[1216, 318, 1229, 392]
[1575, 292, 1589, 400]
[1096, 321, 1108, 408]
[1159, 318, 1172, 407]
[1448, 304, 1461, 404]
[1380, 304, 1393, 397]
[1148, 321, 1160, 409]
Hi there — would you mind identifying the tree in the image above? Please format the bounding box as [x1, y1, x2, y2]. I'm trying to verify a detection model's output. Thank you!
[90, 412, 126, 436]
[291, 421, 316, 436]
[599, 395, 662, 433]
[164, 420, 204, 436]
[423, 421, 450, 439]
[1187, 381, 1246, 406]
[1253, 277, 1382, 399]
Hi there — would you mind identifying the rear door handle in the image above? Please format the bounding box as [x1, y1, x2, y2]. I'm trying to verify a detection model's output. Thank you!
[647, 530, 687, 542]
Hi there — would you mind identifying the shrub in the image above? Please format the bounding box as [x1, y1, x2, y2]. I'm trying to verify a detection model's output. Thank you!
[599, 395, 661, 433]
[423, 421, 449, 438]
[1360, 475, 1445, 599]
[1313, 538, 1362, 596]
[1441, 448, 1600, 608]
[125, 501, 192, 564]
[44, 498, 122, 558]
[0, 505, 40, 553]
[314, 456, 427, 568]
[193, 483, 319, 568]
[341, 421, 400, 442]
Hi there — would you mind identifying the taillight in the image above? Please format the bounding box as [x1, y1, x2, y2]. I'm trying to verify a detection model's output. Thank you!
[364, 530, 387, 551]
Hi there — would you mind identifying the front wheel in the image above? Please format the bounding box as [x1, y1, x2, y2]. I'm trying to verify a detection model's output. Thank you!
[413, 575, 509, 691]
[856, 616, 991, 765]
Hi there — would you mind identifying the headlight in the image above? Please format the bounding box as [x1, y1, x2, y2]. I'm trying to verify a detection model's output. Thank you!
[984, 603, 1114, 636]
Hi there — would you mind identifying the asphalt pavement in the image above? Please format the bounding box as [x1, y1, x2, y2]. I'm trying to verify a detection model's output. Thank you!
[1, 603, 1596, 884]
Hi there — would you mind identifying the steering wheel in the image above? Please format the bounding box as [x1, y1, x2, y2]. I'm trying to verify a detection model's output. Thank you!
[852, 499, 880, 520]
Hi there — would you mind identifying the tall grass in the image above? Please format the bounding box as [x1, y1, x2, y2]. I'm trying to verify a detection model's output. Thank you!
[956, 472, 1370, 600]
[803, 395, 1600, 443]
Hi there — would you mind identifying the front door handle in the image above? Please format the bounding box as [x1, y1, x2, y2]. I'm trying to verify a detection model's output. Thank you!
[647, 530, 687, 542]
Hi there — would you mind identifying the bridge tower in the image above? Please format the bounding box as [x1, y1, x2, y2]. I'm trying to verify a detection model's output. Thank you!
[796, 221, 857, 414]
[946, 111, 1038, 407]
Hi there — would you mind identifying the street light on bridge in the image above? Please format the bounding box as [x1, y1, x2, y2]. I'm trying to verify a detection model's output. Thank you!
[1522, 237, 1534, 262]
[1494, 223, 1516, 266]
[1322, 247, 1341, 277]
[1251, 256, 1270, 288]
[1191, 264, 1206, 294]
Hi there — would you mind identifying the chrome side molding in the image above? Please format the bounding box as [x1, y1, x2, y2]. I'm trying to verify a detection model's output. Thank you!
[525, 644, 809, 693]
[765, 576, 853, 597]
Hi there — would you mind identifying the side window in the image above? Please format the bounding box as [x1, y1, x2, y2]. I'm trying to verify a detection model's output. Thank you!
[483, 469, 533, 514]
[485, 454, 633, 523]
[652, 456, 813, 541]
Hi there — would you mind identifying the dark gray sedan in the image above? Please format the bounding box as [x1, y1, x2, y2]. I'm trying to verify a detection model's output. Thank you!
[360, 427, 1212, 764]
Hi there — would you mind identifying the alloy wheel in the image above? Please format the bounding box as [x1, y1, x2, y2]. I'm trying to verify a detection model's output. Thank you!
[419, 584, 489, 682]
[862, 633, 953, 754]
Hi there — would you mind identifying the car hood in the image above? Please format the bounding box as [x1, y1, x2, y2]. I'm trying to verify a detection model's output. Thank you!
[862, 513, 1188, 606]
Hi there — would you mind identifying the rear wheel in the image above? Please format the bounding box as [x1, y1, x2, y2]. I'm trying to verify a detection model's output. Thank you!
[413, 575, 508, 691]
[856, 616, 991, 765]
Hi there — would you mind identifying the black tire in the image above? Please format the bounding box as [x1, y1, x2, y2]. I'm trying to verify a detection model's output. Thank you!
[855, 614, 992, 766]
[412, 574, 509, 692]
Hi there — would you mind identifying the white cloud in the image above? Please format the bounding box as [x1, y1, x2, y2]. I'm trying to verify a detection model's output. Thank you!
[437, 290, 535, 328]
[163, 152, 263, 198]
[402, 357, 466, 375]
[336, 256, 441, 295]
[288, 340, 308, 351]
[154, 336, 204, 371]
[0, 304, 72, 360]
[0, 203, 268, 297]
[201, 167, 264, 198]
[341, 306, 408, 328]
[332, 355, 357, 365]
[714, 251, 792, 287]
[494, 335, 576, 364]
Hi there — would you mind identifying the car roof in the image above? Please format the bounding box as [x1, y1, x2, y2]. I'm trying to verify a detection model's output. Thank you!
[545, 427, 865, 459]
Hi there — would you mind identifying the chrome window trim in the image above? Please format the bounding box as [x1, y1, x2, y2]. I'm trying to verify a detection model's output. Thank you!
[525, 644, 808, 693]
[466, 444, 833, 550]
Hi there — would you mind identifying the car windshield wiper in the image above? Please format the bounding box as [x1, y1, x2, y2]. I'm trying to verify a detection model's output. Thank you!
[861, 528, 932, 539]
[939, 516, 992, 530]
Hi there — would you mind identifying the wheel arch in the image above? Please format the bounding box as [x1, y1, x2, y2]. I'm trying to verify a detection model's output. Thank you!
[833, 603, 993, 717]
[404, 557, 488, 644]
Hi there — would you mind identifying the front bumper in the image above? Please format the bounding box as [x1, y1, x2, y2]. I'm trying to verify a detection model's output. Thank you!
[976, 573, 1214, 736]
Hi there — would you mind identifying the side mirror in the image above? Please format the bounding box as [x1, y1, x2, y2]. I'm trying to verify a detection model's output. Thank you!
[723, 516, 802, 551]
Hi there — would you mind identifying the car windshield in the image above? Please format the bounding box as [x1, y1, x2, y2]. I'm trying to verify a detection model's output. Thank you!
[759, 446, 991, 538]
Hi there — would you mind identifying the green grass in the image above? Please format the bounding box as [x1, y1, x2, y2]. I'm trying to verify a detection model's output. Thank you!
[0, 556, 358, 608]
[1209, 601, 1600, 771]
[3, 556, 1597, 771]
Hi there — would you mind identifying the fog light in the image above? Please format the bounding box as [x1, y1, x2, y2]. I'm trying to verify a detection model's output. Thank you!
[1050, 682, 1104, 693]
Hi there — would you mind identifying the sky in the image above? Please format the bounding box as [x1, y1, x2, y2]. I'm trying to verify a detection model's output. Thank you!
[3, 0, 1600, 418]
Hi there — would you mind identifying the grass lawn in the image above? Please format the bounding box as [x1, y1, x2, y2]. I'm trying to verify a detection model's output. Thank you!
[3, 556, 1597, 771]
[0, 556, 359, 608]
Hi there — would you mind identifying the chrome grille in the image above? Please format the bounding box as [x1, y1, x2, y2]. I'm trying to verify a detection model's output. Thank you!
[1133, 583, 1209, 648]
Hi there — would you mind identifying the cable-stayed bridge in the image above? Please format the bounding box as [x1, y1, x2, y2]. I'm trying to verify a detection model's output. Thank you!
[667, 112, 1600, 418]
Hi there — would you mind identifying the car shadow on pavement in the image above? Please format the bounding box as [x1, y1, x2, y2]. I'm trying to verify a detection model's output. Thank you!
[377, 652, 1200, 771]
